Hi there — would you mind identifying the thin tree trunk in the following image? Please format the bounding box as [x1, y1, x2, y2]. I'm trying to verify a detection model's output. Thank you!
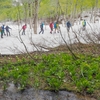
[33, 0, 39, 34]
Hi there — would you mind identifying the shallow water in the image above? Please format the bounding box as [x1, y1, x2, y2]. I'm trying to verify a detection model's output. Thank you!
[0, 83, 96, 100]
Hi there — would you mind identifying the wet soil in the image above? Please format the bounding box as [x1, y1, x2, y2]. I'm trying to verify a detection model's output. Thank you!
[0, 83, 97, 100]
[0, 89, 96, 100]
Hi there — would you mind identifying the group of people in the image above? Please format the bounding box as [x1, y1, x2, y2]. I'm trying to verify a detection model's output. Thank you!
[39, 21, 61, 34]
[0, 25, 12, 38]
[39, 19, 86, 34]
[66, 19, 86, 32]
[25, 19, 86, 35]
[0, 20, 86, 38]
[0, 24, 27, 38]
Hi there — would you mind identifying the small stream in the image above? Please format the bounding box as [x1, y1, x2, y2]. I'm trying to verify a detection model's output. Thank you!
[0, 83, 96, 100]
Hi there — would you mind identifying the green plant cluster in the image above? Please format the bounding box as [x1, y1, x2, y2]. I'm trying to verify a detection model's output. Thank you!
[0, 53, 100, 94]
[68, 55, 100, 94]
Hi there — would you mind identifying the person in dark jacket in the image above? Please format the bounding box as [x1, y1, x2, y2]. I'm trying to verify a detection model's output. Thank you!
[2, 25, 6, 35]
[66, 21, 71, 32]
[5, 25, 12, 36]
[39, 22, 44, 34]
[0, 26, 3, 38]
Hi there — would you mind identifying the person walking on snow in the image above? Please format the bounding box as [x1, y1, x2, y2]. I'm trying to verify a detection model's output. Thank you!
[56, 21, 60, 33]
[66, 21, 71, 32]
[82, 19, 86, 30]
[2, 25, 6, 36]
[22, 24, 27, 35]
[39, 22, 44, 34]
[5, 25, 12, 36]
[49, 22, 53, 34]
[54, 21, 57, 33]
[0, 26, 3, 38]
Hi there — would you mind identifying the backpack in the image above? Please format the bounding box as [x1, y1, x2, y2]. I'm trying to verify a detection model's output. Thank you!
[54, 22, 57, 28]
[40, 23, 43, 28]
[82, 21, 86, 26]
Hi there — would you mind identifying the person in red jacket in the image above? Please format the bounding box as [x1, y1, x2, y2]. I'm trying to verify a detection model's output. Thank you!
[22, 24, 27, 35]
[49, 22, 53, 34]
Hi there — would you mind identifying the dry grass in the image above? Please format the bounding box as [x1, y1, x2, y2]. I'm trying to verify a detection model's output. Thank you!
[0, 43, 100, 64]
